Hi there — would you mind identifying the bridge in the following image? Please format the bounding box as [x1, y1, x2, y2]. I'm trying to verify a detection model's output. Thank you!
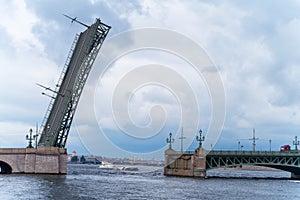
[207, 150, 300, 179]
[0, 16, 110, 174]
[164, 148, 300, 179]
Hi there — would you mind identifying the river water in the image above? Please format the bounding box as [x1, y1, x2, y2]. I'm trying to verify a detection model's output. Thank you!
[0, 164, 299, 200]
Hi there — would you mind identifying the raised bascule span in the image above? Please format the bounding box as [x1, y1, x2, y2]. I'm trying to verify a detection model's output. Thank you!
[0, 16, 111, 174]
[38, 16, 111, 148]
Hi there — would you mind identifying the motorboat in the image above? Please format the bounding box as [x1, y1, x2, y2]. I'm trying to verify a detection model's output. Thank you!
[98, 161, 115, 170]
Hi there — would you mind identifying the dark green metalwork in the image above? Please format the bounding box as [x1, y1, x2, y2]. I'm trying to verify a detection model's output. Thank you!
[166, 132, 174, 149]
[38, 18, 110, 148]
[196, 129, 205, 149]
[26, 129, 35, 148]
[206, 150, 300, 175]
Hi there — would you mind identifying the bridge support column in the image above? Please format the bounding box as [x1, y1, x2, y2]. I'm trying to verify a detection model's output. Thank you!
[34, 147, 67, 174]
[0, 147, 67, 174]
[291, 172, 300, 180]
[193, 148, 206, 178]
[164, 148, 207, 178]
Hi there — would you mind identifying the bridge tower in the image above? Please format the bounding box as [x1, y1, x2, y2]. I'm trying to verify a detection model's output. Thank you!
[38, 17, 111, 148]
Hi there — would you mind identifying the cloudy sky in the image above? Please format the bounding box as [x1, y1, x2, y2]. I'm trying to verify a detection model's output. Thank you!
[0, 0, 300, 158]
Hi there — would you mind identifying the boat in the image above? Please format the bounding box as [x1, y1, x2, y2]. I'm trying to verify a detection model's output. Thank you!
[98, 162, 126, 170]
[98, 161, 138, 171]
[98, 161, 115, 170]
[124, 167, 139, 171]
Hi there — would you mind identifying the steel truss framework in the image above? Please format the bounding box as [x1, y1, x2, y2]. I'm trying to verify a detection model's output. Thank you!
[38, 18, 110, 148]
[206, 151, 300, 174]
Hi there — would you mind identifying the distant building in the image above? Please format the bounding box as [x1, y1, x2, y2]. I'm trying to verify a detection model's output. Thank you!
[69, 150, 79, 163]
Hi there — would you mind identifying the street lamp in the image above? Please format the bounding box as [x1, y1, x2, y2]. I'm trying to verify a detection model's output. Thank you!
[196, 129, 205, 149]
[26, 129, 34, 148]
[166, 132, 174, 149]
[26, 128, 39, 148]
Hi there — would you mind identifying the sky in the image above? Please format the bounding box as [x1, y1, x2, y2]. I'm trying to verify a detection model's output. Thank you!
[0, 0, 300, 159]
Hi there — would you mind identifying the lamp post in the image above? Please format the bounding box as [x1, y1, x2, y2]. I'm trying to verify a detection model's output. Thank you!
[196, 129, 205, 149]
[26, 129, 34, 148]
[166, 132, 174, 149]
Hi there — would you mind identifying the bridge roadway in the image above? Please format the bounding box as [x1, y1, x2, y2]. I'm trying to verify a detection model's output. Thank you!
[164, 149, 300, 179]
[206, 150, 300, 178]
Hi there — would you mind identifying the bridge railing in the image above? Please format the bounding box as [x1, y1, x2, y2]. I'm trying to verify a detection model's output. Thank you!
[208, 150, 300, 156]
[172, 151, 195, 154]
[168, 150, 300, 156]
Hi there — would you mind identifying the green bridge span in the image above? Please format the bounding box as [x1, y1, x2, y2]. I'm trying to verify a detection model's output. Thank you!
[206, 150, 300, 178]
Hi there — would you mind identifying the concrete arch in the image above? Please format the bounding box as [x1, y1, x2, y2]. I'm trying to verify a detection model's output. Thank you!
[0, 160, 12, 174]
[206, 163, 297, 173]
[206, 163, 300, 179]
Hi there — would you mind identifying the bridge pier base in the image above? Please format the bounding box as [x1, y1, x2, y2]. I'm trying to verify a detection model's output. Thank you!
[164, 148, 206, 178]
[291, 173, 300, 180]
[0, 147, 67, 174]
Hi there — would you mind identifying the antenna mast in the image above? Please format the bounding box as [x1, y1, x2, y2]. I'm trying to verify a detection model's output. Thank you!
[178, 126, 186, 153]
[63, 14, 90, 28]
[251, 128, 259, 152]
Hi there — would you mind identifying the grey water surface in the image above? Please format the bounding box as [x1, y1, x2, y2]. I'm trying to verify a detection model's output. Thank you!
[0, 164, 299, 200]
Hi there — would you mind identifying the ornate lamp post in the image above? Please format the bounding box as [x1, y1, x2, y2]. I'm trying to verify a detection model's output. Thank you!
[196, 129, 205, 149]
[166, 132, 174, 149]
[26, 128, 39, 148]
[26, 129, 34, 148]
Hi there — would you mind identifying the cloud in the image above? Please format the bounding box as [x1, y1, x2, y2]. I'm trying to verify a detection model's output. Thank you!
[1, 0, 300, 157]
[0, 0, 43, 52]
[105, 0, 300, 150]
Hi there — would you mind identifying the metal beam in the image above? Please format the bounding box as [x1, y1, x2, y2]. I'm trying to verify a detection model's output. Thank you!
[206, 151, 300, 174]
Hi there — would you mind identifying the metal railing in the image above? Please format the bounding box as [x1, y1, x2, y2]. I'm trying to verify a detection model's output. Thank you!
[207, 150, 300, 156]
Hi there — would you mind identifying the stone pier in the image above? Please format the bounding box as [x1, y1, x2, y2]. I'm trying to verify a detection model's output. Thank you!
[291, 172, 300, 180]
[164, 148, 207, 178]
[0, 147, 67, 174]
